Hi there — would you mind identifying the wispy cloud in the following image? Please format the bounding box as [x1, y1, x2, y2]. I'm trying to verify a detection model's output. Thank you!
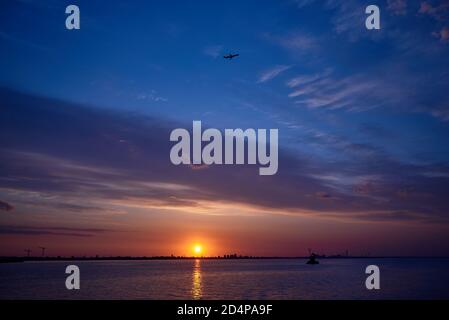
[0, 225, 110, 237]
[418, 1, 449, 43]
[277, 32, 318, 50]
[203, 45, 223, 58]
[2, 89, 449, 224]
[419, 1, 449, 21]
[432, 26, 449, 42]
[257, 65, 292, 83]
[0, 200, 14, 212]
[264, 31, 319, 57]
[287, 70, 399, 111]
[387, 0, 408, 15]
[137, 90, 168, 102]
[286, 69, 332, 88]
[324, 0, 367, 39]
[431, 108, 449, 121]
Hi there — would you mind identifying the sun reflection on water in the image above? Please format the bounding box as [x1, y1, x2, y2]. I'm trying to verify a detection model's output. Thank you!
[191, 259, 202, 299]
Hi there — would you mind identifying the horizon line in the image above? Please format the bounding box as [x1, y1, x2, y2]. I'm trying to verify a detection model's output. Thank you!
[2, 255, 449, 262]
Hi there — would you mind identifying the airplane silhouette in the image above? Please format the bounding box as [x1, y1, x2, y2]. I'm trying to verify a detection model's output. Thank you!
[224, 53, 239, 60]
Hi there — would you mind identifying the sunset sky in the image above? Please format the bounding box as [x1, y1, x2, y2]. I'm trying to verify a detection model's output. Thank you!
[1, 0, 449, 257]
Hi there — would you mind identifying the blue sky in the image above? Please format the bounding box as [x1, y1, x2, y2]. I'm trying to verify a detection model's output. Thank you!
[2, 1, 449, 156]
[1, 0, 449, 256]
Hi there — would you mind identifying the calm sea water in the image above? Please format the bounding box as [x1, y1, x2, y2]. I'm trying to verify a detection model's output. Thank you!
[1, 258, 448, 299]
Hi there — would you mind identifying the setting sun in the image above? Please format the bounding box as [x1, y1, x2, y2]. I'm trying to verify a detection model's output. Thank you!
[193, 245, 203, 256]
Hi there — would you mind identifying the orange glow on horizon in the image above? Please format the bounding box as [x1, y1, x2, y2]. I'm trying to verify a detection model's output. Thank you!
[193, 244, 203, 256]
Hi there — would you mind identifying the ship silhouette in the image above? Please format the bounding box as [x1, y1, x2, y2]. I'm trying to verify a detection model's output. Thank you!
[306, 253, 319, 265]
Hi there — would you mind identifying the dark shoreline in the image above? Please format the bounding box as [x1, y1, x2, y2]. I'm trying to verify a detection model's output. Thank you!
[1, 256, 448, 263]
